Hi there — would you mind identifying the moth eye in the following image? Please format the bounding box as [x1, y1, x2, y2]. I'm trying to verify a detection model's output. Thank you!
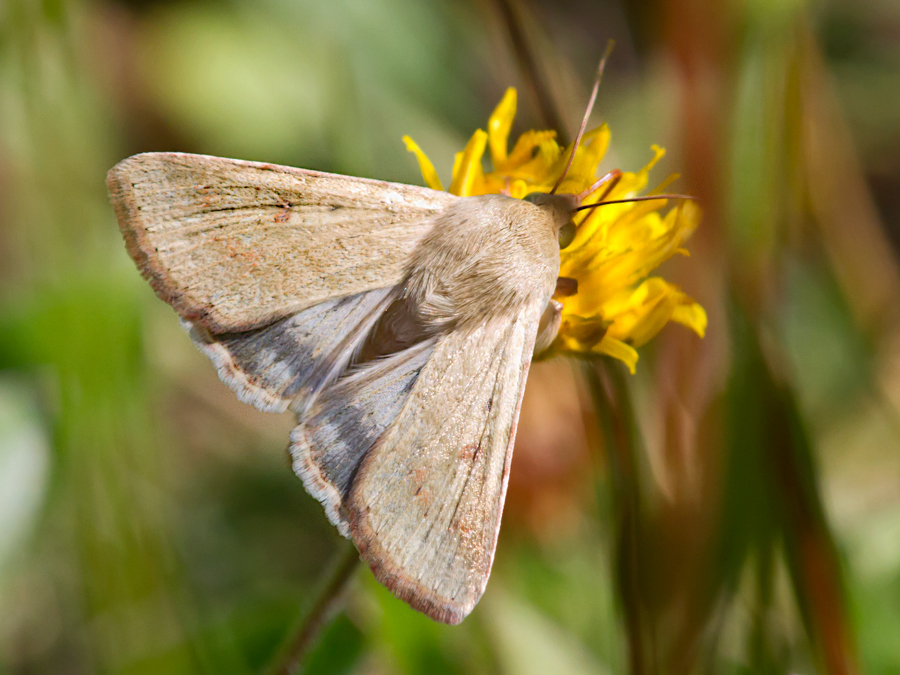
[558, 221, 576, 249]
[523, 192, 544, 204]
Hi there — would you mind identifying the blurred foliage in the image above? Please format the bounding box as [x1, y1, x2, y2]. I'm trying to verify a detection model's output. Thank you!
[1, 0, 900, 673]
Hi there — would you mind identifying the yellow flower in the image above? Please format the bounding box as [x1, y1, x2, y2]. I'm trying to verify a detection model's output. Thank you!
[403, 88, 706, 373]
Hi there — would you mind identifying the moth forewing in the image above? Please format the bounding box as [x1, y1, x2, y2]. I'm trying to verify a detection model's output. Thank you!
[107, 152, 456, 333]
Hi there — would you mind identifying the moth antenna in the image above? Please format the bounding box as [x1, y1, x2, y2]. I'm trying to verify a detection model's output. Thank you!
[574, 193, 695, 211]
[549, 40, 615, 195]
[576, 169, 622, 204]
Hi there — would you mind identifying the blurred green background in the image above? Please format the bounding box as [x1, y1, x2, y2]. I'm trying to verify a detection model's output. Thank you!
[2, 0, 899, 673]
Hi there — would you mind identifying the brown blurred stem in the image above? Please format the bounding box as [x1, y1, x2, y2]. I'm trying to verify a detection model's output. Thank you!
[585, 360, 649, 675]
[491, 0, 568, 142]
[271, 541, 360, 675]
[758, 332, 860, 675]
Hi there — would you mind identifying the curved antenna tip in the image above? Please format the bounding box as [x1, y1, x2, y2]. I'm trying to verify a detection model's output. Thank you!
[549, 42, 616, 195]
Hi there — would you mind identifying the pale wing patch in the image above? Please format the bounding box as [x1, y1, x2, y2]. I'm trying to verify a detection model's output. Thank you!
[291, 341, 436, 535]
[347, 302, 543, 624]
[108, 152, 456, 332]
[184, 288, 393, 413]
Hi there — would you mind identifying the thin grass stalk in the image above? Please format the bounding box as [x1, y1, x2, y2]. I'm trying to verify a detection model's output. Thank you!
[761, 350, 860, 675]
[490, 0, 568, 143]
[269, 541, 360, 675]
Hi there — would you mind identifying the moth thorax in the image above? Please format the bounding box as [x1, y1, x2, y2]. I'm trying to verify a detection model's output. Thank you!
[405, 197, 560, 326]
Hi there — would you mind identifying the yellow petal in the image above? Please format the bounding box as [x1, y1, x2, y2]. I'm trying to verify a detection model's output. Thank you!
[513, 136, 564, 187]
[672, 300, 707, 338]
[563, 125, 611, 189]
[607, 145, 666, 198]
[449, 129, 488, 197]
[650, 172, 679, 195]
[599, 280, 658, 318]
[640, 144, 666, 181]
[595, 336, 639, 374]
[676, 200, 702, 239]
[504, 130, 557, 171]
[402, 135, 444, 191]
[556, 313, 609, 352]
[509, 178, 530, 199]
[488, 88, 516, 168]
[607, 281, 677, 348]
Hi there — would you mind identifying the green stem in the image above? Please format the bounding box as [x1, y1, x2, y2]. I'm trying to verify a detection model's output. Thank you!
[270, 541, 360, 675]
[585, 360, 650, 675]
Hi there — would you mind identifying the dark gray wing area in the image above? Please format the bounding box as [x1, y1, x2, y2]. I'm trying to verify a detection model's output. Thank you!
[290, 340, 435, 536]
[183, 287, 392, 413]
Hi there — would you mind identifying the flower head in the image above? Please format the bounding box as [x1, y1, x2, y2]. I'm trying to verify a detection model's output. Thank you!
[403, 88, 706, 373]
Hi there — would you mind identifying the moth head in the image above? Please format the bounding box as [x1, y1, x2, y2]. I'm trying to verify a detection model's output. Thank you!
[523, 192, 578, 250]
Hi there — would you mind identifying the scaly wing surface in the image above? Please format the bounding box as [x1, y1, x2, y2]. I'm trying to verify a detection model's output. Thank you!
[108, 152, 455, 333]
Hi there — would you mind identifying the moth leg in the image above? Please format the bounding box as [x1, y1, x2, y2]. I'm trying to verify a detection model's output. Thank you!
[554, 276, 578, 298]
[533, 299, 563, 356]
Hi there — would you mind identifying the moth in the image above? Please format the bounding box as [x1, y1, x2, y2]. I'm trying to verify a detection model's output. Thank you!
[107, 55, 674, 624]
[108, 151, 576, 624]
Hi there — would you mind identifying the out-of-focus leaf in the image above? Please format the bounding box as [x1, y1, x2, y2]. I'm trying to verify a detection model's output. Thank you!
[780, 258, 875, 425]
[140, 4, 334, 163]
[483, 591, 611, 675]
[0, 379, 50, 576]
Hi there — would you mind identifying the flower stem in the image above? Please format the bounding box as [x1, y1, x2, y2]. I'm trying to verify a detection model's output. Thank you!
[585, 360, 649, 675]
[270, 540, 360, 675]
